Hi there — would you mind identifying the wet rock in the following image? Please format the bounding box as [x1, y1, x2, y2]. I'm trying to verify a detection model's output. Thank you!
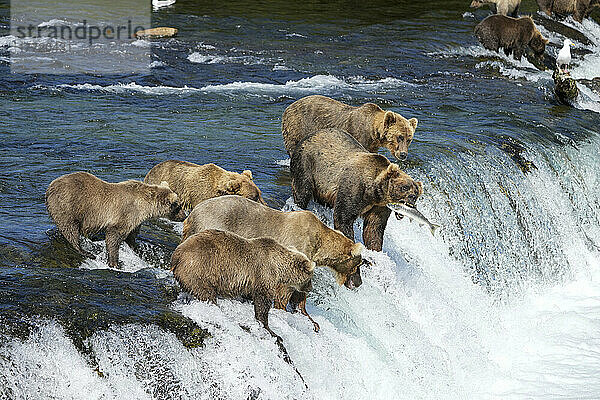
[578, 77, 600, 95]
[532, 15, 592, 46]
[155, 311, 209, 349]
[553, 69, 579, 104]
[135, 27, 178, 39]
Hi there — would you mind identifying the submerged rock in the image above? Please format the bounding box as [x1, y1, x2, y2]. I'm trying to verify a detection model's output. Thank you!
[135, 27, 178, 39]
[553, 69, 579, 104]
[499, 136, 537, 174]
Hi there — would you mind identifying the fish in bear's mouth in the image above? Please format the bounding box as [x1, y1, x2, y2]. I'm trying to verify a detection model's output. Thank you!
[390, 200, 415, 220]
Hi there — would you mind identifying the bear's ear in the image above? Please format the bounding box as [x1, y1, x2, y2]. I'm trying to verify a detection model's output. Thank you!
[408, 117, 418, 131]
[374, 163, 401, 186]
[383, 111, 396, 130]
[159, 181, 170, 189]
[241, 170, 253, 180]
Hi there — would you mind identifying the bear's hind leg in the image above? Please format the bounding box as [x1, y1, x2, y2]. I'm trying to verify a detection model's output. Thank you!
[291, 175, 313, 209]
[57, 220, 93, 258]
[253, 293, 280, 340]
[333, 197, 359, 241]
[362, 206, 392, 251]
[105, 227, 124, 268]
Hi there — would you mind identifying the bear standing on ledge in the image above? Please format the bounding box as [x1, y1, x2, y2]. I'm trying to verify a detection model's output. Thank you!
[46, 172, 186, 268]
[536, 0, 600, 23]
[171, 229, 315, 340]
[291, 128, 422, 251]
[282, 95, 418, 161]
[475, 15, 548, 62]
[470, 0, 521, 17]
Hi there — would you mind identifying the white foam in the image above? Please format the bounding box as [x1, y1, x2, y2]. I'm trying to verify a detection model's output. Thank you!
[0, 322, 113, 398]
[187, 52, 227, 64]
[152, 0, 176, 10]
[149, 60, 165, 68]
[276, 158, 290, 167]
[37, 75, 412, 97]
[285, 33, 307, 38]
[272, 64, 291, 71]
[79, 240, 150, 272]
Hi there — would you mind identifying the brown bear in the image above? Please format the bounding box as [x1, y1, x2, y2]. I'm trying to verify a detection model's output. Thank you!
[182, 195, 366, 331]
[282, 95, 418, 161]
[470, 0, 521, 16]
[536, 0, 600, 22]
[144, 160, 266, 212]
[291, 128, 423, 252]
[46, 171, 186, 268]
[474, 15, 548, 61]
[171, 229, 315, 342]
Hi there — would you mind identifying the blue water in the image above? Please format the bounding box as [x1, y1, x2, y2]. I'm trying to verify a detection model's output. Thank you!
[1, 1, 600, 398]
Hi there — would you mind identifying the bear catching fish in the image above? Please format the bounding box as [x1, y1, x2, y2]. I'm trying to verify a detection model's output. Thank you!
[291, 128, 422, 251]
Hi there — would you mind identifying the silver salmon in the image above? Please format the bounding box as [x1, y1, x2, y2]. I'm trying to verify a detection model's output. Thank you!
[389, 203, 441, 236]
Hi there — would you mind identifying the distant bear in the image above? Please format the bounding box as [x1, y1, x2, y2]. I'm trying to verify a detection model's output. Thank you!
[144, 160, 266, 211]
[291, 128, 422, 252]
[282, 95, 418, 161]
[171, 229, 315, 341]
[46, 171, 186, 268]
[183, 195, 366, 331]
[536, 0, 600, 22]
[470, 0, 521, 16]
[475, 15, 548, 61]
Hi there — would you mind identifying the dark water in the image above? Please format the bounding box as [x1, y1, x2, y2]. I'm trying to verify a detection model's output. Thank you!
[1, 0, 600, 398]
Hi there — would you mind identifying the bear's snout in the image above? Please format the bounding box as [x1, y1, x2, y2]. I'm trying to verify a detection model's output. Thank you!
[396, 151, 408, 161]
[344, 266, 362, 289]
[170, 202, 187, 222]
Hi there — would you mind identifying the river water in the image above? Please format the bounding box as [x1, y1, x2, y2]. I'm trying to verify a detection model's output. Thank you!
[1, 1, 600, 398]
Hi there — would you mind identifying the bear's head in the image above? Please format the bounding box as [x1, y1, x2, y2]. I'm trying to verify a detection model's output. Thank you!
[529, 29, 548, 57]
[375, 163, 422, 206]
[377, 111, 418, 161]
[314, 236, 364, 289]
[155, 182, 186, 221]
[218, 170, 267, 205]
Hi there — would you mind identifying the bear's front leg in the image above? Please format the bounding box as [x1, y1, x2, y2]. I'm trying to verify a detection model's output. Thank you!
[513, 47, 524, 61]
[105, 227, 124, 268]
[293, 292, 320, 333]
[362, 206, 392, 251]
